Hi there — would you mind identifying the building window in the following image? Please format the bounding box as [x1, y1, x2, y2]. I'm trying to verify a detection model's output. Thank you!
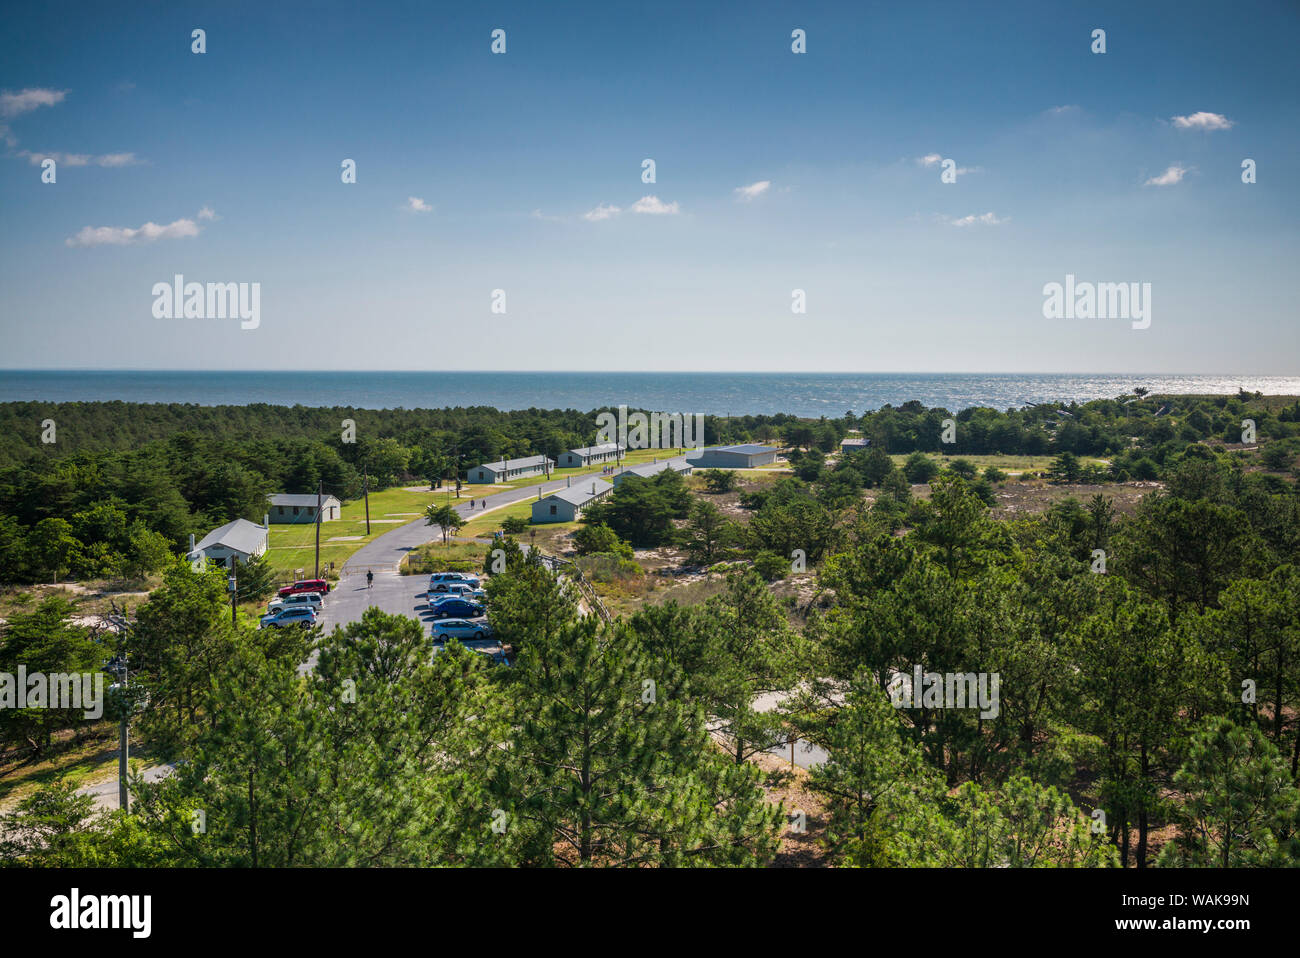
[550, 505, 557, 515]
[293, 506, 299, 516]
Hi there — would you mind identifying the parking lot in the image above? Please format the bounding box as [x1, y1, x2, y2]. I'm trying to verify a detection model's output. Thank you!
[301, 568, 502, 668]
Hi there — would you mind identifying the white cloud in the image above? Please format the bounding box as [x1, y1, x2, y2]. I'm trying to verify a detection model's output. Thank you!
[629, 195, 679, 215]
[940, 212, 1007, 227]
[66, 217, 202, 247]
[1172, 111, 1233, 131]
[734, 180, 771, 202]
[582, 203, 621, 221]
[406, 196, 432, 212]
[197, 206, 217, 220]
[1046, 104, 1079, 114]
[1144, 164, 1187, 186]
[0, 87, 67, 118]
[18, 150, 140, 167]
[917, 154, 980, 176]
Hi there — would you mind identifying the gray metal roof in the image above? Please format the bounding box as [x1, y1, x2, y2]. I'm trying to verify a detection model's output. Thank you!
[476, 455, 553, 472]
[840, 437, 871, 446]
[615, 460, 691, 480]
[268, 493, 342, 507]
[543, 478, 613, 506]
[689, 444, 779, 456]
[566, 443, 624, 458]
[193, 518, 267, 555]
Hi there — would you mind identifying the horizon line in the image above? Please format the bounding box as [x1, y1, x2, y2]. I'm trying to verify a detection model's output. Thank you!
[3, 368, 1297, 378]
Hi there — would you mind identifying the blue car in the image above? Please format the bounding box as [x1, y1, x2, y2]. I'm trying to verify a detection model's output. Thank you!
[260, 606, 318, 629]
[428, 598, 485, 620]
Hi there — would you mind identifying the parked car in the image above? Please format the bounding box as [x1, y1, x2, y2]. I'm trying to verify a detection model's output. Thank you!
[429, 591, 486, 609]
[267, 592, 323, 613]
[278, 578, 331, 598]
[428, 574, 480, 590]
[430, 582, 486, 601]
[428, 599, 485, 620]
[260, 606, 318, 629]
[431, 618, 492, 642]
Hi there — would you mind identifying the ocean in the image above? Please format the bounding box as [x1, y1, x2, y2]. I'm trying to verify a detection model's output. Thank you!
[0, 371, 1297, 419]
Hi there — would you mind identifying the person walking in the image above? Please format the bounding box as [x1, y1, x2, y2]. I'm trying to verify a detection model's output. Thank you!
[366, 569, 374, 589]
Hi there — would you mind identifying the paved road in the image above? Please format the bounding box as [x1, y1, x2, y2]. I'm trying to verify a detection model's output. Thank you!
[753, 691, 830, 770]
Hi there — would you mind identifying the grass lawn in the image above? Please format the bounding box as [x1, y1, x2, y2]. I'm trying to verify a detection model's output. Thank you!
[887, 453, 1101, 474]
[264, 485, 448, 577]
[402, 540, 492, 575]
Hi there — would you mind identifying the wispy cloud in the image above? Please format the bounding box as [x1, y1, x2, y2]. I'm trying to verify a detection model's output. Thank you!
[1046, 104, 1079, 114]
[0, 87, 67, 118]
[406, 196, 432, 213]
[18, 150, 141, 167]
[734, 180, 771, 202]
[1171, 111, 1233, 131]
[938, 212, 1007, 227]
[582, 203, 620, 222]
[916, 154, 980, 176]
[1144, 164, 1187, 187]
[629, 195, 679, 215]
[65, 207, 213, 247]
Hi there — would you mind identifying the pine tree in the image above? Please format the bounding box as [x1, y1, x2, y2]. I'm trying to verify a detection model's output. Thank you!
[494, 616, 782, 866]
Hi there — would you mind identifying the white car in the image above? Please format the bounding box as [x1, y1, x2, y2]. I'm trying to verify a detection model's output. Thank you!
[267, 592, 323, 614]
[428, 573, 480, 590]
[432, 618, 492, 642]
[430, 582, 485, 601]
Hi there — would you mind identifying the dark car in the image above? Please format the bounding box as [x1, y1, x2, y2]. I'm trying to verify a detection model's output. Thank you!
[428, 599, 485, 620]
[278, 578, 331, 598]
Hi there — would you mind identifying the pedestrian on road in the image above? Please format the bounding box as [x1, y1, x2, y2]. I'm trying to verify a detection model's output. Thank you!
[470, 499, 475, 508]
[366, 569, 374, 589]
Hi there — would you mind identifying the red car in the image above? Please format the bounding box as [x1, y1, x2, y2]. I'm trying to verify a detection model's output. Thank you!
[278, 578, 331, 598]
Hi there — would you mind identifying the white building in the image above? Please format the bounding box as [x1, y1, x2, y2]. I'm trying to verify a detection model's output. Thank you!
[470, 455, 555, 484]
[268, 493, 342, 523]
[188, 517, 269, 568]
[840, 437, 871, 452]
[531, 478, 614, 523]
[686, 444, 781, 469]
[557, 443, 625, 468]
[610, 459, 694, 486]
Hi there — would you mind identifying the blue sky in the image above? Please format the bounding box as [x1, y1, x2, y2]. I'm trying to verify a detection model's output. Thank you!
[1, 0, 1297, 373]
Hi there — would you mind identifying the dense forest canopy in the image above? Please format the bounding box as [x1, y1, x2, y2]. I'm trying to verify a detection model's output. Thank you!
[0, 392, 1296, 584]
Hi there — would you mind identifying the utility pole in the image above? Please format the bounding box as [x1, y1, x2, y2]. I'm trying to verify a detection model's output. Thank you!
[314, 480, 322, 579]
[229, 565, 238, 626]
[106, 655, 130, 813]
[363, 466, 371, 536]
